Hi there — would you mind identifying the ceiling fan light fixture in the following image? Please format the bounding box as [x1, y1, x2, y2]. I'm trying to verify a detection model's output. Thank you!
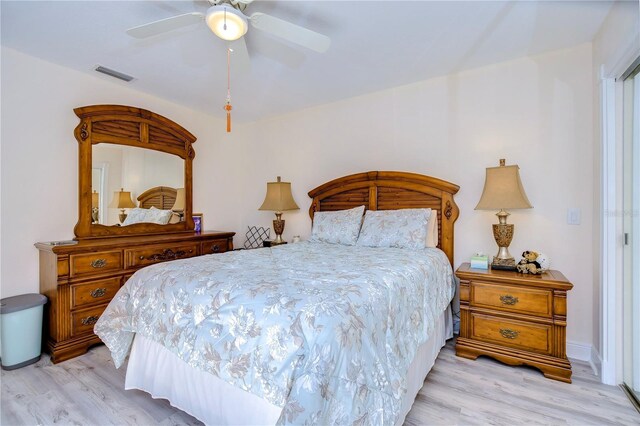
[205, 5, 248, 41]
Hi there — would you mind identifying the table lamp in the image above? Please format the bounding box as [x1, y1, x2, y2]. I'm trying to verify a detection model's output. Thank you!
[475, 159, 532, 270]
[259, 176, 299, 245]
[172, 188, 186, 221]
[109, 188, 136, 223]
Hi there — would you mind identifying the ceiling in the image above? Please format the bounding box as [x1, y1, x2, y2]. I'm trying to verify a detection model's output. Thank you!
[1, 1, 613, 122]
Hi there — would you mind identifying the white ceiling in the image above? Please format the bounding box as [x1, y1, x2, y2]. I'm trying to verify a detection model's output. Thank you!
[1, 0, 613, 122]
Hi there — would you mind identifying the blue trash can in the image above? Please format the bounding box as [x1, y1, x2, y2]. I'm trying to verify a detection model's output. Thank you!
[0, 293, 47, 370]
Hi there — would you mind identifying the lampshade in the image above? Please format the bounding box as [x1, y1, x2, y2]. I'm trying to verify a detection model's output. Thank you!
[205, 5, 248, 41]
[172, 188, 186, 212]
[91, 191, 100, 208]
[259, 176, 299, 212]
[475, 160, 532, 210]
[109, 188, 136, 209]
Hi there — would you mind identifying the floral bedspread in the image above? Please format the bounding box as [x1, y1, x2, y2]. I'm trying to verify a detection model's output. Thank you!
[95, 241, 454, 425]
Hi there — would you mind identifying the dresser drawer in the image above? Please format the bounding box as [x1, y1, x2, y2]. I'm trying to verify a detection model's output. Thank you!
[71, 277, 121, 309]
[201, 239, 229, 255]
[71, 305, 106, 337]
[125, 243, 199, 268]
[70, 250, 122, 277]
[470, 281, 552, 317]
[471, 313, 552, 355]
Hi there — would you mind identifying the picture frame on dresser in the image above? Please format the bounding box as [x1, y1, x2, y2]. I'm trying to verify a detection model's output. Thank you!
[193, 213, 203, 233]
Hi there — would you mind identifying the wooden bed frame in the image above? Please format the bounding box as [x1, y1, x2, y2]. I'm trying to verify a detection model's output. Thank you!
[137, 186, 177, 209]
[308, 171, 460, 265]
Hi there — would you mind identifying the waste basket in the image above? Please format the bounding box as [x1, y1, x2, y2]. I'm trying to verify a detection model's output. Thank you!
[0, 293, 47, 370]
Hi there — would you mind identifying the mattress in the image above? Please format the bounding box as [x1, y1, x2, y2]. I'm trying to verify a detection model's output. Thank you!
[96, 242, 455, 424]
[125, 306, 453, 425]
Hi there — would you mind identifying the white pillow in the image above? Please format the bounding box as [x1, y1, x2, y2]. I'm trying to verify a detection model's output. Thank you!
[426, 212, 438, 248]
[122, 208, 147, 226]
[309, 205, 365, 245]
[356, 208, 431, 249]
[144, 207, 173, 225]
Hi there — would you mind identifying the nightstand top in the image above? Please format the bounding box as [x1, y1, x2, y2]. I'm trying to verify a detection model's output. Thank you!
[456, 262, 573, 291]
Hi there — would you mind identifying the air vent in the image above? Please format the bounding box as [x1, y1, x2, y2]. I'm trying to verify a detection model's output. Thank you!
[94, 65, 135, 82]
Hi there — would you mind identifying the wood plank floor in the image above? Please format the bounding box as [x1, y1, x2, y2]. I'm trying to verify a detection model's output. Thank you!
[1, 339, 637, 425]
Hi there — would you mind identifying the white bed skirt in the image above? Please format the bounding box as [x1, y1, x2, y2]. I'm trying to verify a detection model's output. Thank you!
[125, 306, 453, 425]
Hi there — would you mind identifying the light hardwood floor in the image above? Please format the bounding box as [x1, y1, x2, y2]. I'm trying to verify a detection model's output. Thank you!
[1, 339, 637, 425]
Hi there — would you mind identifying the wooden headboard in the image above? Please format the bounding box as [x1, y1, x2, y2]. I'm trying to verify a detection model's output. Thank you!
[308, 171, 460, 265]
[137, 186, 177, 209]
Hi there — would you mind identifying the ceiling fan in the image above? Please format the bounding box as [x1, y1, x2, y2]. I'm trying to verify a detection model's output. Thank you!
[127, 0, 331, 68]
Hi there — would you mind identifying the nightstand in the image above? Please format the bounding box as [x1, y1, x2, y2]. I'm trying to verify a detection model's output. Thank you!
[455, 263, 574, 383]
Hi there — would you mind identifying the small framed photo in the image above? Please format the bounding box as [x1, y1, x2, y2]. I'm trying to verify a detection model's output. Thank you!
[192, 213, 203, 233]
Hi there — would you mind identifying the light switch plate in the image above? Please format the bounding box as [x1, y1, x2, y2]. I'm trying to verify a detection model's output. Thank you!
[567, 208, 581, 225]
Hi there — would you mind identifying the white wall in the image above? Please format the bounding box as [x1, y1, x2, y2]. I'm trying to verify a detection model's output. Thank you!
[239, 44, 596, 348]
[0, 47, 245, 298]
[1, 43, 598, 350]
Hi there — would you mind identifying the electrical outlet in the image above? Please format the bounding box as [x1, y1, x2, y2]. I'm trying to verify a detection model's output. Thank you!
[567, 208, 581, 225]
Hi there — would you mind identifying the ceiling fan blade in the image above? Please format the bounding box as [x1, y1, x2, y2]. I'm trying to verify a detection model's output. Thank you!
[227, 37, 251, 74]
[249, 12, 331, 53]
[126, 12, 204, 39]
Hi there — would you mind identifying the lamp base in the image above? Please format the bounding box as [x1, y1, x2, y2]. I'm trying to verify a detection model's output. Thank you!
[273, 212, 285, 244]
[119, 209, 127, 224]
[491, 257, 517, 271]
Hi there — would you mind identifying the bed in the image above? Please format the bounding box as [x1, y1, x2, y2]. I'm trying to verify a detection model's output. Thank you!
[95, 171, 460, 425]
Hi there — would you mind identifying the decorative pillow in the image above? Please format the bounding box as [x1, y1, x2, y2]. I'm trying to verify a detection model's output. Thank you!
[144, 207, 173, 225]
[426, 212, 438, 248]
[309, 205, 365, 245]
[122, 208, 148, 226]
[357, 208, 432, 249]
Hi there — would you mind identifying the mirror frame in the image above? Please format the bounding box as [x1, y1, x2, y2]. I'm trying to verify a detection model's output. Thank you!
[73, 105, 196, 239]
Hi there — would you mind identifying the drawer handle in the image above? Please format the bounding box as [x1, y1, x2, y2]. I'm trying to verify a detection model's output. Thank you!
[211, 244, 220, 253]
[499, 328, 519, 339]
[139, 249, 187, 262]
[81, 315, 99, 326]
[90, 288, 107, 298]
[91, 258, 107, 268]
[500, 295, 519, 305]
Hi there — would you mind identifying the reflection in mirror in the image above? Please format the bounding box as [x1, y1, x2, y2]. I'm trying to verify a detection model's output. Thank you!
[92, 144, 184, 226]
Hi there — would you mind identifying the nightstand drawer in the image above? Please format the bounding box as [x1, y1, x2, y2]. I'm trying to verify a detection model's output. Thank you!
[125, 243, 198, 268]
[471, 313, 552, 355]
[71, 277, 121, 309]
[70, 250, 122, 277]
[471, 282, 552, 317]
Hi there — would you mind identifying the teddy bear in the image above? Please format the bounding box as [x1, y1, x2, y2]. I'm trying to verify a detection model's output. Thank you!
[516, 250, 547, 274]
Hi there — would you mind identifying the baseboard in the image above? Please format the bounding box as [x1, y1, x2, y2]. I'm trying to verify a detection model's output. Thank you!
[567, 341, 600, 376]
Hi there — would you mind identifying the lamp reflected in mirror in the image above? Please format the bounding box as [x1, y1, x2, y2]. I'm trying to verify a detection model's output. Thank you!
[109, 188, 137, 223]
[171, 188, 186, 221]
[91, 191, 100, 224]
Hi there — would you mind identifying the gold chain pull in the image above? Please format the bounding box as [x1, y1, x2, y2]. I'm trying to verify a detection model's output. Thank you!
[499, 328, 519, 339]
[500, 295, 519, 305]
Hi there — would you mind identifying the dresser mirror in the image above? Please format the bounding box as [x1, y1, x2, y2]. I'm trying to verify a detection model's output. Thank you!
[74, 105, 196, 239]
[92, 144, 184, 226]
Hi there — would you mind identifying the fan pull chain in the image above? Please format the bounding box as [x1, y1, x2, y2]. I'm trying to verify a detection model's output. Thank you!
[223, 7, 227, 31]
[224, 48, 232, 133]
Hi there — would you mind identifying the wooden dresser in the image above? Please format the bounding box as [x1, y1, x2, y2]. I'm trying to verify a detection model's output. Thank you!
[455, 263, 573, 382]
[35, 231, 234, 363]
